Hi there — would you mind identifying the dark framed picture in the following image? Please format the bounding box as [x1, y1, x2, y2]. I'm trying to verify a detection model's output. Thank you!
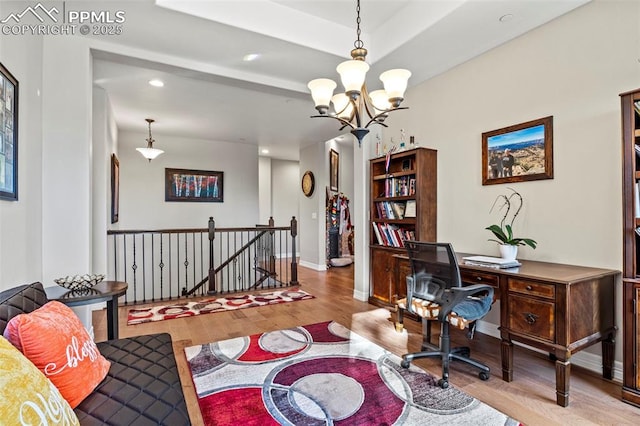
[165, 168, 224, 202]
[111, 154, 119, 223]
[482, 116, 553, 185]
[329, 149, 339, 192]
[0, 62, 18, 201]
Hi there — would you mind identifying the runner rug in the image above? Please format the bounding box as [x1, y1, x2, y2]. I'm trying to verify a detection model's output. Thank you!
[185, 320, 522, 425]
[127, 289, 314, 325]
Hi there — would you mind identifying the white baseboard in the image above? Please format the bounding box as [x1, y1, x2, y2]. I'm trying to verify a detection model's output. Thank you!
[299, 260, 326, 271]
[475, 320, 623, 383]
[352, 288, 368, 302]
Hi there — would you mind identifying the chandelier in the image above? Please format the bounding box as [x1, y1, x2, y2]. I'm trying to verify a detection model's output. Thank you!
[307, 0, 411, 147]
[136, 118, 164, 161]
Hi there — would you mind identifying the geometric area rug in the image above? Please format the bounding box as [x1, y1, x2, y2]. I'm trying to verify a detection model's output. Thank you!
[127, 289, 314, 325]
[185, 320, 522, 425]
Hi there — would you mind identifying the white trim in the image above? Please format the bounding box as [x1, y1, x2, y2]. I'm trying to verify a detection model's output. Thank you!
[299, 260, 326, 271]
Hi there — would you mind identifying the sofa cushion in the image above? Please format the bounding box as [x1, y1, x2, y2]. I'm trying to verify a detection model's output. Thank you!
[3, 301, 111, 408]
[0, 282, 48, 335]
[0, 335, 80, 425]
[75, 333, 191, 425]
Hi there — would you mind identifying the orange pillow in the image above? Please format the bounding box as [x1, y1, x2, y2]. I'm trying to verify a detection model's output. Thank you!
[3, 301, 111, 408]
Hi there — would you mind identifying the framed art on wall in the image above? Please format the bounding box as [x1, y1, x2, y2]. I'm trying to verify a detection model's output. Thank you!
[482, 116, 554, 185]
[165, 168, 224, 202]
[0, 62, 18, 201]
[111, 154, 119, 223]
[329, 149, 339, 192]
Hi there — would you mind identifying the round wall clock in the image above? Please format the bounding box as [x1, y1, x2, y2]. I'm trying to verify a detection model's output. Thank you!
[301, 171, 315, 197]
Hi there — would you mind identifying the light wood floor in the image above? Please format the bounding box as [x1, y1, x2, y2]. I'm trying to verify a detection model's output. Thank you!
[93, 265, 640, 425]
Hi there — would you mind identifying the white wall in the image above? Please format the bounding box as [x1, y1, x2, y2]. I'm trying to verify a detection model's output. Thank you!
[258, 156, 272, 221]
[117, 131, 259, 229]
[381, 0, 639, 370]
[270, 159, 299, 227]
[299, 142, 327, 270]
[0, 30, 44, 289]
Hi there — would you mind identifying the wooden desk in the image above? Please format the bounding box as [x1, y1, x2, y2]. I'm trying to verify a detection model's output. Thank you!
[46, 281, 128, 340]
[393, 253, 619, 407]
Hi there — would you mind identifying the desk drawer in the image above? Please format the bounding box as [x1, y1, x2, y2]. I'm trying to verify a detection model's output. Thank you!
[508, 278, 555, 300]
[460, 270, 499, 288]
[508, 294, 555, 342]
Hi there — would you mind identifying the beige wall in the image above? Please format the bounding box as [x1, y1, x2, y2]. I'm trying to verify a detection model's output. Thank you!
[381, 0, 639, 373]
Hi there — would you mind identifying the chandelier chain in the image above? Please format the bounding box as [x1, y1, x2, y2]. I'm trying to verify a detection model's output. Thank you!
[354, 0, 363, 49]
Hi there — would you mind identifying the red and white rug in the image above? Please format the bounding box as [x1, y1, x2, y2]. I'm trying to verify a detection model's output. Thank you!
[127, 289, 314, 325]
[185, 320, 522, 425]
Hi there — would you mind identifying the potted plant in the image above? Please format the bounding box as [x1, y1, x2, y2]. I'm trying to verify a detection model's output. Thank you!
[485, 188, 537, 260]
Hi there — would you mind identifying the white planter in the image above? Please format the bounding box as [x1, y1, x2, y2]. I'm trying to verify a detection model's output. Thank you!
[499, 244, 518, 261]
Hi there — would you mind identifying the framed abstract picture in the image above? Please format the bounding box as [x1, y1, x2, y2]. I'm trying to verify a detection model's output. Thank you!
[482, 116, 554, 185]
[0, 62, 18, 201]
[165, 168, 224, 202]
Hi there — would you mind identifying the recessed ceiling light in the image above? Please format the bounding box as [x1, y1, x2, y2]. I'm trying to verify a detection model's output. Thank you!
[261, 149, 269, 154]
[148, 79, 164, 87]
[243, 53, 260, 62]
[499, 14, 514, 22]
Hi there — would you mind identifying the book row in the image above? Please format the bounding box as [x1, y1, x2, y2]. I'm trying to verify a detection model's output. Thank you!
[383, 175, 416, 197]
[372, 222, 415, 248]
[374, 200, 417, 220]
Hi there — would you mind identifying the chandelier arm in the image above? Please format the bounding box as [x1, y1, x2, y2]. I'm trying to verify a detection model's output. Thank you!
[364, 107, 409, 129]
[310, 114, 356, 130]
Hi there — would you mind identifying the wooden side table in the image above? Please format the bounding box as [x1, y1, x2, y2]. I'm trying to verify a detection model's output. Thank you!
[46, 281, 128, 340]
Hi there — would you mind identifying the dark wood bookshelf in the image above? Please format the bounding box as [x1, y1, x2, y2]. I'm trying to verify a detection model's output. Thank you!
[368, 147, 437, 307]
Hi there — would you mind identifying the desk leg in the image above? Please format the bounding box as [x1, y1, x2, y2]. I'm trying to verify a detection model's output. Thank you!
[500, 339, 513, 382]
[602, 333, 615, 380]
[555, 359, 571, 407]
[106, 296, 119, 340]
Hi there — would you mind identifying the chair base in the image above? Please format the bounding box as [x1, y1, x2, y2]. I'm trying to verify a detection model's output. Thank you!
[401, 346, 490, 388]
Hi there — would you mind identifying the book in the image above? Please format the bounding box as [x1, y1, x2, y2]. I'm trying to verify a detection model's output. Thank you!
[404, 200, 416, 218]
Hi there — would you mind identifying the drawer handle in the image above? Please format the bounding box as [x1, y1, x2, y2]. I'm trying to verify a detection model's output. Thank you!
[526, 285, 533, 291]
[524, 312, 538, 325]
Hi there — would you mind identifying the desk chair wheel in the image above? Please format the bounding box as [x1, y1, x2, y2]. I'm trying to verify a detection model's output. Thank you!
[437, 378, 449, 389]
[400, 359, 410, 369]
[456, 347, 471, 358]
[479, 372, 490, 381]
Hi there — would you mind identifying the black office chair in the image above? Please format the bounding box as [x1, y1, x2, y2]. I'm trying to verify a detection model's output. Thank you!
[397, 241, 494, 388]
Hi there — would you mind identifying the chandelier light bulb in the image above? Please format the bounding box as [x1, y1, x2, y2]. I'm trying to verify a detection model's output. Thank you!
[379, 69, 412, 106]
[336, 60, 370, 97]
[308, 78, 337, 114]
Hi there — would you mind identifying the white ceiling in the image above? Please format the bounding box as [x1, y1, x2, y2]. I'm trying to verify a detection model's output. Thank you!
[92, 0, 590, 161]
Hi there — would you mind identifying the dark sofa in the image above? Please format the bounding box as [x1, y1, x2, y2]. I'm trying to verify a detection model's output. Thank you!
[0, 282, 191, 425]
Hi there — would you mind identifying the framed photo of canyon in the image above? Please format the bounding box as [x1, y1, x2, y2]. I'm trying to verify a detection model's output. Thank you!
[482, 116, 554, 186]
[165, 168, 224, 202]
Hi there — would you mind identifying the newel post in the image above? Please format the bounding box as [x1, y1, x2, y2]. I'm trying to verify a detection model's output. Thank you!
[207, 217, 217, 294]
[268, 217, 276, 275]
[290, 216, 298, 285]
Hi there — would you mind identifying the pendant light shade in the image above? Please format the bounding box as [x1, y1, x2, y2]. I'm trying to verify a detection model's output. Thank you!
[137, 118, 164, 161]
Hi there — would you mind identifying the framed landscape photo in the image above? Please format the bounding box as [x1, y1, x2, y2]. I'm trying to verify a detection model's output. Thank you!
[0, 62, 18, 201]
[482, 116, 553, 185]
[329, 149, 339, 192]
[165, 168, 224, 202]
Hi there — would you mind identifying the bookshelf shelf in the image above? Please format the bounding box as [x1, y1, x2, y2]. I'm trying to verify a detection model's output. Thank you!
[368, 147, 437, 307]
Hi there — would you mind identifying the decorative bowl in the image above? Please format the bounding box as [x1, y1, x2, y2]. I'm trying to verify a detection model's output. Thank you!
[54, 274, 105, 291]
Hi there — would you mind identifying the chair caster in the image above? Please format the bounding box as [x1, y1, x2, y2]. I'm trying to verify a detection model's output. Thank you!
[438, 378, 449, 389]
[400, 359, 410, 369]
[479, 372, 490, 381]
[458, 348, 470, 358]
